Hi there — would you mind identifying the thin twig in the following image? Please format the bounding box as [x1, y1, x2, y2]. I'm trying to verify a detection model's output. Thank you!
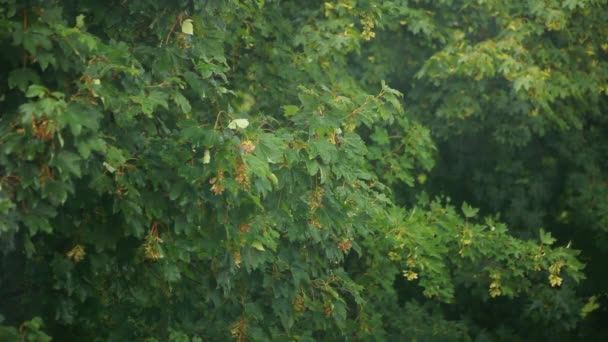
[214, 110, 226, 129]
[165, 14, 184, 46]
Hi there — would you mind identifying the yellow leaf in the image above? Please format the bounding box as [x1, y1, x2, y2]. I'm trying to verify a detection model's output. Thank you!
[228, 118, 249, 130]
[181, 19, 194, 35]
[251, 241, 265, 251]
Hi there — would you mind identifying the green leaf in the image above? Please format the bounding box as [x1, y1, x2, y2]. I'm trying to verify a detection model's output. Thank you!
[75, 14, 86, 29]
[257, 133, 284, 163]
[539, 228, 556, 246]
[8, 68, 40, 91]
[461, 202, 478, 218]
[283, 105, 300, 116]
[306, 160, 320, 176]
[26, 85, 47, 98]
[51, 151, 82, 177]
[244, 154, 271, 178]
[311, 139, 337, 163]
[370, 127, 390, 146]
[172, 92, 191, 114]
[580, 296, 600, 318]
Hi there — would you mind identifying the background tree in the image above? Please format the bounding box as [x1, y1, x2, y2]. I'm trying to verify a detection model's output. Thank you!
[351, 0, 608, 339]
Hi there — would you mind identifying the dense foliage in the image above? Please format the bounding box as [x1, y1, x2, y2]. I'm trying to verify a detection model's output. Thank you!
[0, 0, 605, 340]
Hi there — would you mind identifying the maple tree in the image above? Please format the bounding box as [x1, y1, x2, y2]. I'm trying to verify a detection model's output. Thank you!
[0, 0, 605, 340]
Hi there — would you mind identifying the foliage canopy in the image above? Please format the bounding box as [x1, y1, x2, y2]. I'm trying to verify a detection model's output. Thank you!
[1, 0, 605, 340]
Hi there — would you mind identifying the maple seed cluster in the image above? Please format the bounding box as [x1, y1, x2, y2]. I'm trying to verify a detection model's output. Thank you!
[324, 300, 334, 317]
[230, 318, 247, 342]
[38, 164, 55, 185]
[549, 260, 565, 287]
[31, 118, 55, 141]
[235, 158, 250, 190]
[360, 14, 376, 40]
[309, 187, 325, 229]
[239, 139, 256, 154]
[293, 294, 306, 313]
[403, 255, 419, 280]
[66, 244, 86, 263]
[233, 250, 242, 268]
[337, 239, 352, 253]
[489, 273, 502, 298]
[143, 227, 164, 261]
[403, 270, 418, 281]
[239, 223, 251, 234]
[210, 169, 225, 195]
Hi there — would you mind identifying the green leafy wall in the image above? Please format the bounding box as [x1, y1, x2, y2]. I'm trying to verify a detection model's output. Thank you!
[1, 0, 604, 340]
